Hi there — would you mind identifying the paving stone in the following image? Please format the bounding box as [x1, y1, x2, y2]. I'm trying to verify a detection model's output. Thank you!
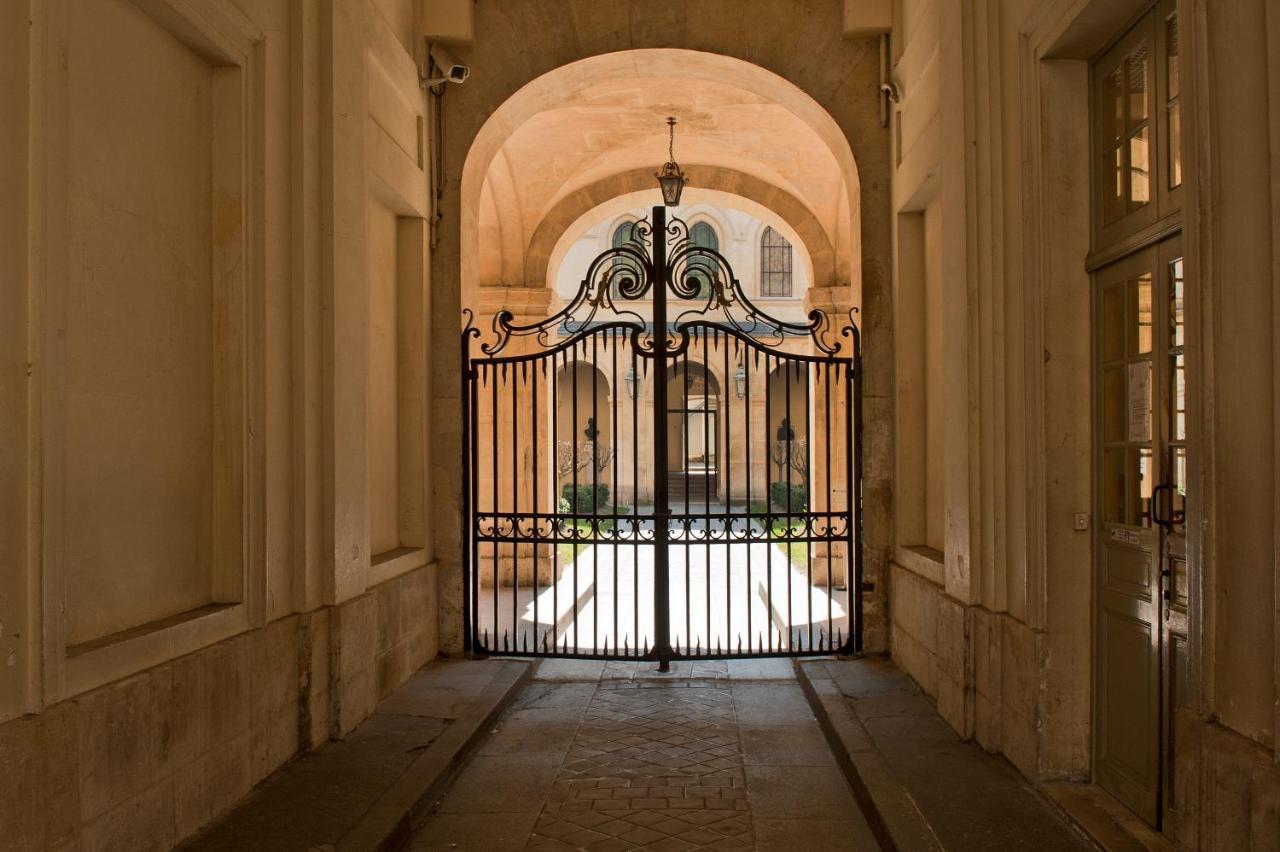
[752, 817, 879, 850]
[410, 812, 540, 850]
[743, 764, 860, 820]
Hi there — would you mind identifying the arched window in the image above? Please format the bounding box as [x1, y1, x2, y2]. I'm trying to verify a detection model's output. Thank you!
[760, 226, 793, 297]
[610, 221, 641, 298]
[687, 222, 719, 298]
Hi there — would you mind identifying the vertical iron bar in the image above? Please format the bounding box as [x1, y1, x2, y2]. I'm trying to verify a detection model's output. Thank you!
[512, 361, 519, 646]
[853, 339, 864, 653]
[702, 328, 712, 650]
[632, 344, 640, 656]
[722, 331, 731, 653]
[461, 331, 473, 656]
[682, 341, 691, 653]
[804, 361, 813, 652]
[491, 363, 499, 646]
[551, 352, 560, 652]
[785, 357, 793, 650]
[824, 360, 833, 646]
[611, 328, 619, 654]
[765, 352, 774, 653]
[470, 364, 480, 653]
[532, 358, 540, 651]
[745, 346, 752, 652]
[591, 331, 600, 652]
[651, 205, 672, 670]
[572, 343, 580, 652]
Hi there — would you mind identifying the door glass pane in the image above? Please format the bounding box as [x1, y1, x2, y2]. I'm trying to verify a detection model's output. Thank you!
[1132, 273, 1153, 355]
[1171, 446, 1187, 519]
[1127, 45, 1150, 126]
[1136, 447, 1154, 527]
[1167, 13, 1182, 189]
[1103, 367, 1126, 441]
[1128, 361, 1152, 443]
[1170, 259, 1184, 346]
[1102, 448, 1128, 524]
[1103, 447, 1154, 527]
[1172, 352, 1186, 441]
[1103, 64, 1125, 142]
[1106, 146, 1126, 223]
[1102, 284, 1125, 360]
[1129, 126, 1151, 206]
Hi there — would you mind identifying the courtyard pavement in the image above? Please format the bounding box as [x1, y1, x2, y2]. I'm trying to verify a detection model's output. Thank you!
[477, 541, 851, 657]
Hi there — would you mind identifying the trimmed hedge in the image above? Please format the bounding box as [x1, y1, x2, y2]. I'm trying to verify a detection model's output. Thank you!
[769, 482, 808, 512]
[559, 483, 611, 514]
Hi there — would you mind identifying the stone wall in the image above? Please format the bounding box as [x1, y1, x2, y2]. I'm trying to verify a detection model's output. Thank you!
[0, 566, 436, 851]
[0, 0, 441, 847]
[887, 0, 1280, 846]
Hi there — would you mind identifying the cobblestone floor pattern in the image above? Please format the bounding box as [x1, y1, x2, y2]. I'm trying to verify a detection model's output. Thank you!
[411, 659, 877, 851]
[529, 679, 753, 850]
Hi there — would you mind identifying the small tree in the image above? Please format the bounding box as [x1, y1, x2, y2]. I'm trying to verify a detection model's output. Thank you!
[556, 416, 614, 513]
[770, 417, 808, 512]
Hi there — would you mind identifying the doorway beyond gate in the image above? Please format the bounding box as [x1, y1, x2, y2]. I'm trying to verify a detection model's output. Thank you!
[462, 206, 862, 668]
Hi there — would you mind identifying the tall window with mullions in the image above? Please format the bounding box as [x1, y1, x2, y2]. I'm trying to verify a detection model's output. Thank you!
[687, 222, 719, 299]
[760, 226, 793, 297]
[610, 221, 642, 300]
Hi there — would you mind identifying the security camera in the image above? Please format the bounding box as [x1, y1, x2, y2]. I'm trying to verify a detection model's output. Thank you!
[421, 43, 470, 88]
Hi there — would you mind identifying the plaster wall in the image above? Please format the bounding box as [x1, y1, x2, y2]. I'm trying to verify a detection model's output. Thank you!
[0, 0, 441, 847]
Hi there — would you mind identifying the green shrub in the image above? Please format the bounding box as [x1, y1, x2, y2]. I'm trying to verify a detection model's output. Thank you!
[769, 482, 808, 512]
[560, 483, 611, 514]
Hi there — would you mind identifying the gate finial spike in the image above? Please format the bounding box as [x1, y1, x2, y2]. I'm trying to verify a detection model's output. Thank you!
[503, 630, 509, 652]
[522, 631, 528, 652]
[483, 628, 489, 648]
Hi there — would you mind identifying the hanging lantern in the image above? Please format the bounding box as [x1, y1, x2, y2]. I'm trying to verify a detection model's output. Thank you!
[655, 116, 686, 206]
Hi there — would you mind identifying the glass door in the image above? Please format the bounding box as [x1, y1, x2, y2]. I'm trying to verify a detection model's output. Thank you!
[1093, 236, 1187, 828]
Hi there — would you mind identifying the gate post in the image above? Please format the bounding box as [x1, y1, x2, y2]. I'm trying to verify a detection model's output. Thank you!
[650, 205, 673, 671]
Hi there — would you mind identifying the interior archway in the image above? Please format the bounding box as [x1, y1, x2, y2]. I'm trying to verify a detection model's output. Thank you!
[460, 49, 863, 311]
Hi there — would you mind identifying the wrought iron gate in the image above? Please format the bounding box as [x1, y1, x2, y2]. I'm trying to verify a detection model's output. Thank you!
[462, 206, 862, 668]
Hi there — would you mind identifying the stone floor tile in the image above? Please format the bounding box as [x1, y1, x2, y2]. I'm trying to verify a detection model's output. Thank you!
[435, 756, 561, 813]
[751, 817, 879, 851]
[743, 764, 859, 819]
[409, 812, 539, 850]
[536, 660, 607, 682]
[725, 658, 796, 680]
[736, 721, 837, 766]
[729, 682, 817, 725]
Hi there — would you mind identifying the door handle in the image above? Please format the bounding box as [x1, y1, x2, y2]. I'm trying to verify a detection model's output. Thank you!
[1152, 482, 1173, 529]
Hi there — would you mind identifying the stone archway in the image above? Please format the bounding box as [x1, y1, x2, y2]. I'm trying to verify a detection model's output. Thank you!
[527, 167, 838, 289]
[433, 10, 891, 654]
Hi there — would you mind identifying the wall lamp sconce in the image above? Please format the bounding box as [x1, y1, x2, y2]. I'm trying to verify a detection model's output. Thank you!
[625, 366, 639, 400]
